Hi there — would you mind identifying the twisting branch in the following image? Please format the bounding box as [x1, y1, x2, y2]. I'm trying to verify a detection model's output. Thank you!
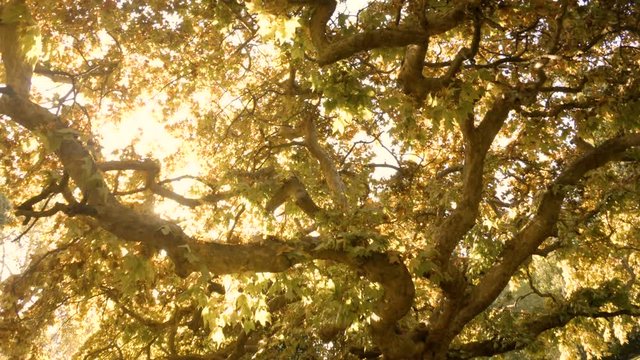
[431, 92, 519, 272]
[0, 24, 416, 359]
[421, 69, 551, 354]
[399, 12, 482, 101]
[16, 173, 70, 214]
[307, 0, 336, 52]
[306, 0, 482, 65]
[13, 172, 92, 226]
[451, 132, 640, 336]
[33, 62, 119, 85]
[302, 116, 349, 210]
[311, 249, 418, 358]
[16, 202, 97, 220]
[526, 266, 559, 304]
[265, 176, 320, 217]
[449, 280, 640, 359]
[98, 159, 232, 208]
[0, 87, 416, 359]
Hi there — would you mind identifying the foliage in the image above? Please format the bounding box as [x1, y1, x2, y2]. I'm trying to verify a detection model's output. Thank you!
[0, 0, 640, 359]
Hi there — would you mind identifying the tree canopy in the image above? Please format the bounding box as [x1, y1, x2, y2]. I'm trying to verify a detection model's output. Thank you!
[1, 0, 640, 359]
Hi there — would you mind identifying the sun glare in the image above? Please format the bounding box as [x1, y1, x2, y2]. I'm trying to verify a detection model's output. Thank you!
[99, 99, 181, 160]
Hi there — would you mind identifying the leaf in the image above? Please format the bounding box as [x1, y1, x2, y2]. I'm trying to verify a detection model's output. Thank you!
[242, 319, 256, 333]
[331, 107, 352, 134]
[254, 307, 271, 326]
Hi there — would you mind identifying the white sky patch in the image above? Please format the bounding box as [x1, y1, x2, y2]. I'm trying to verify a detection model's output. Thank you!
[0, 236, 28, 281]
[218, 92, 246, 113]
[256, 15, 300, 43]
[350, 123, 402, 181]
[161, 11, 183, 31]
[492, 124, 520, 150]
[338, 0, 372, 16]
[31, 76, 73, 102]
[167, 162, 202, 195]
[99, 100, 180, 159]
[370, 138, 400, 180]
[192, 88, 215, 109]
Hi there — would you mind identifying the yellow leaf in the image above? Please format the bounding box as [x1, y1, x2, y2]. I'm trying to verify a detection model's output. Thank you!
[254, 307, 271, 326]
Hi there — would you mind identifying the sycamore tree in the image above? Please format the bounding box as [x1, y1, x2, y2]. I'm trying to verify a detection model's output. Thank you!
[1, 0, 640, 359]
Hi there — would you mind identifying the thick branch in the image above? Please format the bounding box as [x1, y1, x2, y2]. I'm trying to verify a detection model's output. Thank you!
[429, 70, 548, 275]
[98, 159, 159, 172]
[450, 282, 640, 359]
[303, 116, 348, 210]
[33, 62, 119, 84]
[424, 70, 578, 355]
[398, 14, 482, 101]
[308, 0, 480, 65]
[0, 90, 415, 360]
[0, 92, 289, 276]
[520, 100, 595, 118]
[431, 93, 517, 275]
[419, 93, 521, 359]
[0, 20, 34, 97]
[452, 133, 640, 334]
[265, 176, 320, 217]
[314, 250, 418, 358]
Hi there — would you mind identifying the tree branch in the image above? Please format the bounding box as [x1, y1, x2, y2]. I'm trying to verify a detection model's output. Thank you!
[302, 115, 349, 210]
[398, 12, 482, 101]
[0, 80, 415, 360]
[308, 0, 481, 65]
[265, 176, 320, 217]
[453, 133, 640, 335]
[450, 281, 640, 359]
[98, 159, 232, 208]
[0, 16, 34, 97]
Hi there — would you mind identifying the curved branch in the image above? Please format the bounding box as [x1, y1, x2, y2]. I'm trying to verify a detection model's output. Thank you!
[450, 281, 640, 359]
[430, 93, 517, 277]
[429, 70, 548, 280]
[399, 13, 482, 101]
[453, 133, 640, 335]
[303, 116, 348, 210]
[0, 86, 415, 360]
[98, 159, 232, 208]
[435, 164, 464, 179]
[265, 176, 320, 217]
[308, 0, 481, 65]
[313, 250, 418, 358]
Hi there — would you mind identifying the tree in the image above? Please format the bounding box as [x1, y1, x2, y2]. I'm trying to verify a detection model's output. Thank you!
[0, 0, 639, 358]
